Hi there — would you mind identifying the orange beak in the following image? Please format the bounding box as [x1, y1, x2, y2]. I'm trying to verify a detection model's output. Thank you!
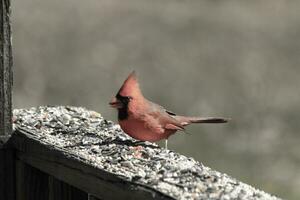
[109, 97, 123, 109]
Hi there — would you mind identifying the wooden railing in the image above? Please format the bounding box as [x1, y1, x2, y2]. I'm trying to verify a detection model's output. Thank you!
[4, 106, 278, 200]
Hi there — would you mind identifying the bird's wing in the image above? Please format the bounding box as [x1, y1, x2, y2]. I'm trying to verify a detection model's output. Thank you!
[165, 123, 185, 131]
[142, 113, 165, 134]
[165, 110, 177, 116]
[146, 101, 185, 133]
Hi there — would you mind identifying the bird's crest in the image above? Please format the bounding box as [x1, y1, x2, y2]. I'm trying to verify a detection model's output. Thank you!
[118, 71, 142, 97]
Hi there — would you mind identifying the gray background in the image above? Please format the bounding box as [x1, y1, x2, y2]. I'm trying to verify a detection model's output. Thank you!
[13, 1, 300, 199]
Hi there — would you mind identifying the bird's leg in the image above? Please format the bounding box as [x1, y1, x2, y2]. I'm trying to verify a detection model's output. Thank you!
[165, 139, 168, 150]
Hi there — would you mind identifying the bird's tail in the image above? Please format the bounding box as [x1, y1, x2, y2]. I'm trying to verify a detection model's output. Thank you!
[188, 117, 229, 123]
[175, 116, 230, 125]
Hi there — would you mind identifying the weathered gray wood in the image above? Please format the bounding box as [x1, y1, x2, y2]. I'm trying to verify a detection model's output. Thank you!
[16, 160, 26, 200]
[0, 1, 14, 198]
[0, 148, 15, 200]
[88, 194, 101, 200]
[11, 129, 173, 200]
[17, 159, 88, 200]
[0, 0, 13, 141]
[16, 160, 49, 200]
[49, 175, 88, 200]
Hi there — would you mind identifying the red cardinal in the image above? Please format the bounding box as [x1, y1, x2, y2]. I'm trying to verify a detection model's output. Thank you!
[110, 71, 229, 148]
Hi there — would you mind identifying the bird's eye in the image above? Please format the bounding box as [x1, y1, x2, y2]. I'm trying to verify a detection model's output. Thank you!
[126, 96, 133, 100]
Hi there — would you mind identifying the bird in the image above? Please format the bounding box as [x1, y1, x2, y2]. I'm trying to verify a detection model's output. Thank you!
[109, 71, 229, 149]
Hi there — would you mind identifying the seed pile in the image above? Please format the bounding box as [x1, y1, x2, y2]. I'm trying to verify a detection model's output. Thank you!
[13, 106, 279, 200]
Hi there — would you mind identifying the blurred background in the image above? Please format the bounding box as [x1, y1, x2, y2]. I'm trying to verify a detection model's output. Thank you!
[12, 0, 300, 199]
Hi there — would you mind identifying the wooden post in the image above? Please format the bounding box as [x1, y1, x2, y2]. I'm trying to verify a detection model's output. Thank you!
[0, 0, 14, 200]
[0, 0, 13, 142]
